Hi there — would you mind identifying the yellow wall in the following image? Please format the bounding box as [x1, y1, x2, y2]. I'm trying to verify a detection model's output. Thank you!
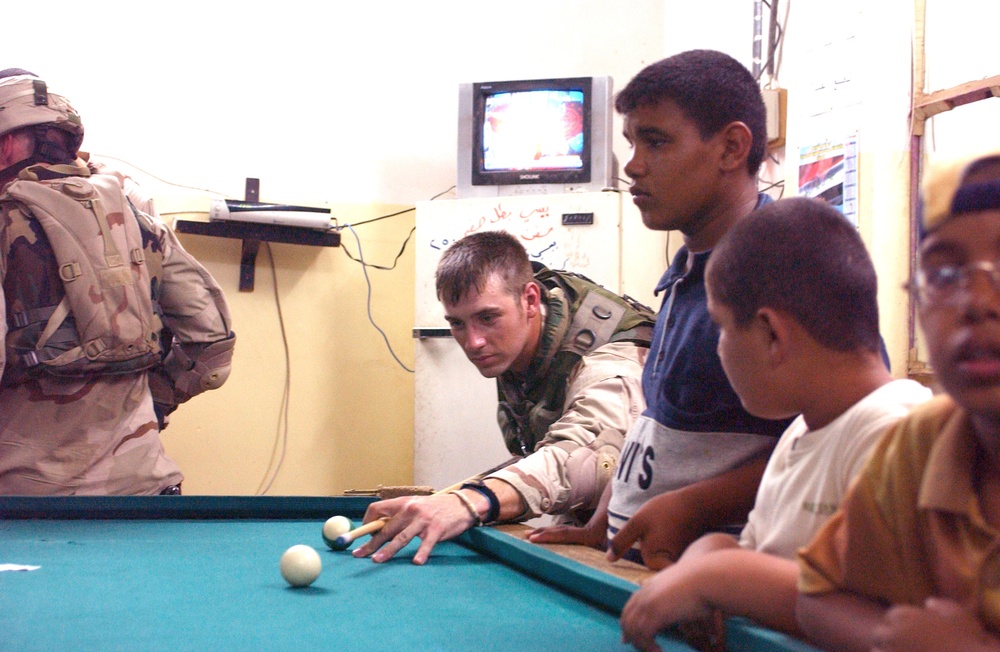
[768, 0, 916, 377]
[156, 197, 416, 496]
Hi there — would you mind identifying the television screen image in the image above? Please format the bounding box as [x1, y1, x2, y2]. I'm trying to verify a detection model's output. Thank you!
[482, 88, 586, 173]
[457, 76, 614, 198]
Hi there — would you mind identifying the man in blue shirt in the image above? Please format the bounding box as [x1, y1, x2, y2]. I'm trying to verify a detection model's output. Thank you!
[529, 49, 791, 570]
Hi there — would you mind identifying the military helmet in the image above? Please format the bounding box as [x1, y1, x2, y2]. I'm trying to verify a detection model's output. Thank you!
[0, 74, 84, 155]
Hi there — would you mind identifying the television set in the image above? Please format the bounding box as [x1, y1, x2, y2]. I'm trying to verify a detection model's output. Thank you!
[456, 76, 615, 198]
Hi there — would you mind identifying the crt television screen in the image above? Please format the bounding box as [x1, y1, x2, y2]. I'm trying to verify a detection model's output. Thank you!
[457, 75, 613, 198]
[481, 88, 586, 172]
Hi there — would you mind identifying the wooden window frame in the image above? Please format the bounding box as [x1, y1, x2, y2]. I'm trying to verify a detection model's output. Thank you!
[907, 0, 1000, 383]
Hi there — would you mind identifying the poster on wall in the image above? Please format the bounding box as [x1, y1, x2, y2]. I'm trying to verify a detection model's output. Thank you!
[798, 133, 859, 226]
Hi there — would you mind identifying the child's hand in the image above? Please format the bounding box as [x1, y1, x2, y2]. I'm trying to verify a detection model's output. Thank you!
[619, 559, 717, 652]
[526, 519, 606, 549]
[527, 489, 609, 549]
[872, 598, 1000, 652]
[607, 490, 703, 570]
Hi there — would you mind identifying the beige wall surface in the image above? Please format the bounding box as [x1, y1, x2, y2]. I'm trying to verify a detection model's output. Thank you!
[156, 199, 416, 496]
[771, 0, 996, 378]
[764, 0, 916, 377]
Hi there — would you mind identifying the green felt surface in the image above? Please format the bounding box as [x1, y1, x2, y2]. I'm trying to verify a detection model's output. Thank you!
[0, 497, 817, 652]
[0, 498, 691, 652]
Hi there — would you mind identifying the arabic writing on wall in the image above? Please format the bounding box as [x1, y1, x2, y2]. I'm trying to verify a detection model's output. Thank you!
[428, 202, 590, 270]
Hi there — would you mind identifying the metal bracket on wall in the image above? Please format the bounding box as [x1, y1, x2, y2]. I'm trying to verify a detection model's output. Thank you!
[172, 177, 341, 293]
[239, 178, 261, 292]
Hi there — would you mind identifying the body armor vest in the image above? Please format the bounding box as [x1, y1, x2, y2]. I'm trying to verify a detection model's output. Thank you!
[0, 167, 164, 386]
[496, 263, 656, 455]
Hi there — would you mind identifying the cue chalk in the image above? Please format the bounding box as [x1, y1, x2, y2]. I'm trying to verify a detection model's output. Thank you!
[337, 456, 523, 547]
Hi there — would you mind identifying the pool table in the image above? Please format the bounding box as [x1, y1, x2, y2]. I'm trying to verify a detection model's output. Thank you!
[0, 496, 818, 651]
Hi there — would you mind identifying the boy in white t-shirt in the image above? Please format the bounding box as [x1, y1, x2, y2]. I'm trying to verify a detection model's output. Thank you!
[619, 196, 932, 651]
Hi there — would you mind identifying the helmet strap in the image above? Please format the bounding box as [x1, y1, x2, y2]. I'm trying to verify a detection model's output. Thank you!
[32, 125, 74, 165]
[0, 157, 34, 187]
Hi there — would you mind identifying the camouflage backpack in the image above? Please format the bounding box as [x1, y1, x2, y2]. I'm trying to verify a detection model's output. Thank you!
[0, 172, 163, 385]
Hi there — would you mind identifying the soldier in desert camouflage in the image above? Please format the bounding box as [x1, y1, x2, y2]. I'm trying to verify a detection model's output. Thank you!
[0, 70, 235, 495]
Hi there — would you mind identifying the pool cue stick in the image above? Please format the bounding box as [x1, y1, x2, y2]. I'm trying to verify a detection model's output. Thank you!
[336, 456, 522, 547]
[335, 516, 390, 545]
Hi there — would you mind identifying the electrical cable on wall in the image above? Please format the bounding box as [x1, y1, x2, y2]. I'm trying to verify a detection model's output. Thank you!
[336, 206, 413, 228]
[759, 179, 786, 197]
[88, 153, 228, 198]
[256, 241, 292, 495]
[756, 20, 784, 84]
[610, 178, 674, 282]
[333, 186, 453, 230]
[332, 188, 455, 270]
[87, 153, 434, 489]
[755, 0, 788, 199]
[91, 153, 431, 370]
[341, 224, 414, 374]
[339, 225, 415, 271]
[755, 0, 787, 87]
[330, 185, 463, 371]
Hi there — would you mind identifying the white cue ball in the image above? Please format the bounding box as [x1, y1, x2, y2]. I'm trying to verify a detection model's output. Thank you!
[323, 515, 352, 542]
[280, 544, 322, 588]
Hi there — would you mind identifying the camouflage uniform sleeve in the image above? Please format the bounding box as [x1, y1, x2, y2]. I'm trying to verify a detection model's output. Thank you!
[0, 205, 8, 381]
[487, 341, 647, 520]
[151, 216, 233, 343]
[87, 157, 157, 218]
[134, 201, 235, 421]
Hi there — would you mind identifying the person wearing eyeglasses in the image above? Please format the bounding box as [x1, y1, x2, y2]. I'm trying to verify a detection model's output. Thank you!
[796, 147, 1000, 652]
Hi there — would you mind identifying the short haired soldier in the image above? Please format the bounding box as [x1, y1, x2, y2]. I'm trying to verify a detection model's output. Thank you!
[0, 71, 236, 495]
[354, 230, 656, 565]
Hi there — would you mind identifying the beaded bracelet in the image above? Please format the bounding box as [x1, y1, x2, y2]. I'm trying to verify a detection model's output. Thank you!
[460, 482, 501, 524]
[448, 490, 482, 527]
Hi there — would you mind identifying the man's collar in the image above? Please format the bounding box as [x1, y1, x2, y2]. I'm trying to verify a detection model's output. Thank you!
[920, 404, 981, 516]
[17, 158, 90, 181]
[504, 286, 567, 385]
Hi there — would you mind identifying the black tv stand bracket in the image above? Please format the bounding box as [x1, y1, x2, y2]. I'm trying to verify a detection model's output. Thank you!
[172, 178, 340, 292]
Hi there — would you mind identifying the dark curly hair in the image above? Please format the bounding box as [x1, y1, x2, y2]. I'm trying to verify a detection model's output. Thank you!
[615, 50, 767, 176]
[707, 197, 881, 353]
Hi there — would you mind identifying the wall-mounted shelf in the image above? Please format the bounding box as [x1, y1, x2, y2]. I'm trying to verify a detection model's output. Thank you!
[174, 219, 340, 292]
[171, 178, 340, 292]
